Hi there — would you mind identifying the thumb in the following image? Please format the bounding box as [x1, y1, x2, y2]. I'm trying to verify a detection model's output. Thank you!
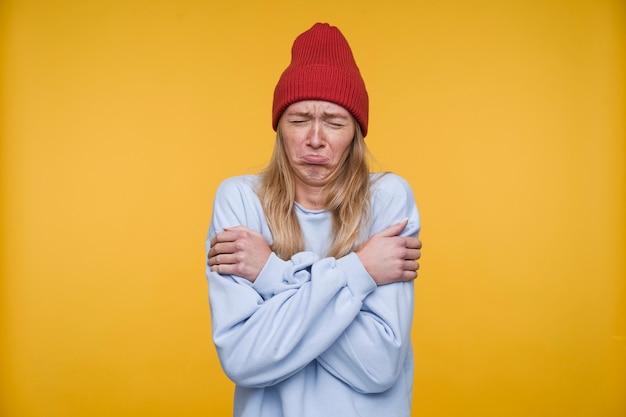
[378, 218, 408, 237]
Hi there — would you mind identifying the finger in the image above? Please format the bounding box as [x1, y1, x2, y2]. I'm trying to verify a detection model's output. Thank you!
[211, 263, 233, 275]
[405, 237, 422, 249]
[208, 242, 238, 258]
[403, 260, 419, 271]
[400, 269, 418, 281]
[211, 263, 240, 276]
[378, 218, 408, 237]
[208, 253, 237, 266]
[405, 248, 421, 261]
[211, 229, 241, 245]
[210, 231, 232, 247]
[208, 254, 221, 266]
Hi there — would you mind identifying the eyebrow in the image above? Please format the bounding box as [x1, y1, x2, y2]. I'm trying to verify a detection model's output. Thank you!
[285, 111, 311, 117]
[322, 112, 349, 119]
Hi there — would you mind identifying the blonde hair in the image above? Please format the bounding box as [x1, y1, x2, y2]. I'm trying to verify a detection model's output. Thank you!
[256, 122, 371, 259]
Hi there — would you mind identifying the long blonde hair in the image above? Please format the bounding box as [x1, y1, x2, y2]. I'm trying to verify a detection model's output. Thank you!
[256, 122, 371, 259]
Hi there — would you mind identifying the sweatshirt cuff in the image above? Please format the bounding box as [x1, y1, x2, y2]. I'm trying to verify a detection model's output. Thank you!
[252, 252, 290, 300]
[336, 252, 376, 300]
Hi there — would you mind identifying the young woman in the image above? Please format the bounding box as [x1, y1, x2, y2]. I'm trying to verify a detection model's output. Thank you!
[206, 23, 422, 417]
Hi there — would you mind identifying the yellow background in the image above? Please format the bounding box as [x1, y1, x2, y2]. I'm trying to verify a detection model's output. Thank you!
[1, 0, 624, 416]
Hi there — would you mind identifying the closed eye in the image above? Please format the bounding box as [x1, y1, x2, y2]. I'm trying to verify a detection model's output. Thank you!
[326, 120, 347, 128]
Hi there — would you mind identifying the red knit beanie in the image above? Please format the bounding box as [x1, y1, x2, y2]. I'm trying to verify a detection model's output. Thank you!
[272, 23, 369, 136]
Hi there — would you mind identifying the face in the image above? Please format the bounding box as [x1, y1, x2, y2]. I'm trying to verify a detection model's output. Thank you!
[278, 100, 356, 200]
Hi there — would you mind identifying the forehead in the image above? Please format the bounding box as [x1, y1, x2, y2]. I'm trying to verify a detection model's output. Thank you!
[285, 100, 351, 116]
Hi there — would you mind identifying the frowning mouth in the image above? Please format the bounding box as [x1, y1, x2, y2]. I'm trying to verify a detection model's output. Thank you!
[302, 155, 328, 165]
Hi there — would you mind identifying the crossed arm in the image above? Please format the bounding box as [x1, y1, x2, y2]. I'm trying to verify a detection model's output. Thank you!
[207, 218, 422, 286]
[207, 218, 422, 391]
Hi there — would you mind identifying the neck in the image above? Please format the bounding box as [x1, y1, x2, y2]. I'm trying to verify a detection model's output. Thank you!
[295, 183, 325, 210]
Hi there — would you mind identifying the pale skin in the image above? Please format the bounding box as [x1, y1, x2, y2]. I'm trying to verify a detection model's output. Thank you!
[208, 100, 422, 285]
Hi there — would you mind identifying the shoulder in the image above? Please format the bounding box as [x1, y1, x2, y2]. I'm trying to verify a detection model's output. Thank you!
[215, 175, 260, 199]
[367, 172, 420, 236]
[370, 172, 415, 200]
[210, 175, 268, 236]
[213, 175, 263, 213]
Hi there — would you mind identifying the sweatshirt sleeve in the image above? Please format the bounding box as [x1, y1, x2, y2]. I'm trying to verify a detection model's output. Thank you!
[316, 173, 420, 393]
[206, 177, 378, 388]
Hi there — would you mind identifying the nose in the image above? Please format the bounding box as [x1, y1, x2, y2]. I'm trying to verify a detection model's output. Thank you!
[306, 121, 325, 148]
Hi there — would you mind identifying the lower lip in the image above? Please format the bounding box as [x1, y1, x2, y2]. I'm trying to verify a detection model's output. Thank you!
[303, 156, 328, 164]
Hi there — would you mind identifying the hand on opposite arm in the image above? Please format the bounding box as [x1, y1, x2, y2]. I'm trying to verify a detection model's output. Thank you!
[355, 219, 422, 286]
[207, 226, 272, 282]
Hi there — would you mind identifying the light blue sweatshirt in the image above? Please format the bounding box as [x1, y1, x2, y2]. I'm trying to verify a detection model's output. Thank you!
[205, 173, 420, 417]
